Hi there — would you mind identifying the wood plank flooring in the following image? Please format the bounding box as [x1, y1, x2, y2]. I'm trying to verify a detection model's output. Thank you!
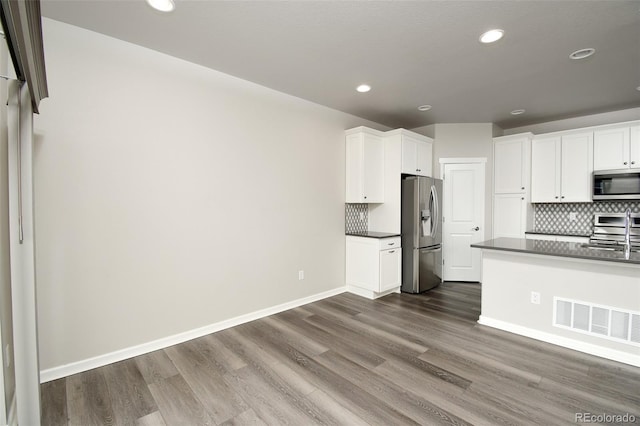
[41, 282, 640, 425]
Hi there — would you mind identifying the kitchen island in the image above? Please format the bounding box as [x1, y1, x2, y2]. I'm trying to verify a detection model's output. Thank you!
[471, 238, 640, 366]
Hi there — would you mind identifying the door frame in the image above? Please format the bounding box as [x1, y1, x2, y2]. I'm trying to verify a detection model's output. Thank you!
[439, 157, 487, 282]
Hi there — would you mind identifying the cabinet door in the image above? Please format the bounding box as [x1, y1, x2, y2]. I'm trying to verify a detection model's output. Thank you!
[379, 248, 401, 292]
[401, 137, 418, 175]
[593, 127, 630, 171]
[561, 132, 593, 202]
[416, 140, 432, 177]
[531, 136, 560, 202]
[346, 237, 379, 291]
[630, 125, 640, 169]
[494, 139, 526, 193]
[345, 133, 364, 202]
[362, 133, 385, 202]
[493, 194, 526, 238]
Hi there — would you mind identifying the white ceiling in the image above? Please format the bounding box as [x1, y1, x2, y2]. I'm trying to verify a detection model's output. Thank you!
[41, 0, 640, 129]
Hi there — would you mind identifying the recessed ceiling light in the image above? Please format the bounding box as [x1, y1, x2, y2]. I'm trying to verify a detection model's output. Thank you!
[510, 109, 526, 115]
[569, 48, 595, 60]
[146, 0, 175, 12]
[479, 29, 504, 44]
[417, 105, 432, 111]
[356, 84, 371, 93]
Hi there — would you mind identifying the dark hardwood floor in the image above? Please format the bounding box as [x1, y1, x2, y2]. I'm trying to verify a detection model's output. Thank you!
[41, 282, 640, 425]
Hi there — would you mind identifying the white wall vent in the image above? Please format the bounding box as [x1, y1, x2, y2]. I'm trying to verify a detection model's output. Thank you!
[553, 297, 640, 347]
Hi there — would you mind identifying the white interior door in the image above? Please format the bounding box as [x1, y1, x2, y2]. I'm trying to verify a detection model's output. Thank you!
[442, 161, 485, 282]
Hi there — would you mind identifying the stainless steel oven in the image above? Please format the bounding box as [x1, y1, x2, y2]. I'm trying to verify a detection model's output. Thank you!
[593, 169, 640, 200]
[590, 212, 640, 248]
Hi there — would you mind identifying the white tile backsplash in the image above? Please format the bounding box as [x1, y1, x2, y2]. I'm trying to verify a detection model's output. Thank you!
[533, 201, 640, 234]
[345, 203, 368, 233]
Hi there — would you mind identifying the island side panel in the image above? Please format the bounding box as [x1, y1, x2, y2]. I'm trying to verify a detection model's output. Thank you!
[479, 250, 640, 365]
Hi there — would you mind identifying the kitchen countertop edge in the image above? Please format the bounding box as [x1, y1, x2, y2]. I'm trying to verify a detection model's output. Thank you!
[471, 237, 640, 265]
[346, 231, 401, 239]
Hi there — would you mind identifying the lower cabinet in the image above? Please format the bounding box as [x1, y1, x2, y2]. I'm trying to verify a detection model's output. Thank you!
[346, 236, 401, 298]
[493, 193, 532, 238]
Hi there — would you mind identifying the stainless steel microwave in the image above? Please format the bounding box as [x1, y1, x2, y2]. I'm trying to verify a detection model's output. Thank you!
[593, 169, 640, 200]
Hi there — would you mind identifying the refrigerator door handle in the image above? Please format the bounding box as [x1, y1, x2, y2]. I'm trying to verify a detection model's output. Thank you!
[430, 184, 439, 238]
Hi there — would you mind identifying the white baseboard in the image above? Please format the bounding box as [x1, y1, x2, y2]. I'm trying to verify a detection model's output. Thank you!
[478, 315, 640, 367]
[40, 286, 346, 383]
[346, 285, 400, 300]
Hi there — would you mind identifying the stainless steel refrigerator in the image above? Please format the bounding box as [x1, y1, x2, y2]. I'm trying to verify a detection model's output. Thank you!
[401, 176, 443, 293]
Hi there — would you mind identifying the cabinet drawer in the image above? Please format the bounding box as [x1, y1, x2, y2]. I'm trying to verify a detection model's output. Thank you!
[379, 237, 401, 250]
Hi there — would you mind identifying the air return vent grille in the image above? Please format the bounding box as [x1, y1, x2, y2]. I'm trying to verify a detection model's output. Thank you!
[554, 298, 640, 347]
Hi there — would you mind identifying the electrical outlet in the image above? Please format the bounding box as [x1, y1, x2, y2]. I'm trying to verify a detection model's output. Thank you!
[569, 212, 577, 222]
[531, 291, 541, 304]
[298, 270, 304, 280]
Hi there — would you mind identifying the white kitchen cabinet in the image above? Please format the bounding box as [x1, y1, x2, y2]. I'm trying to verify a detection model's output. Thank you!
[368, 129, 433, 233]
[492, 134, 533, 239]
[400, 132, 433, 177]
[593, 126, 630, 171]
[531, 131, 593, 203]
[345, 127, 385, 203]
[593, 124, 640, 171]
[531, 136, 560, 203]
[561, 132, 593, 202]
[346, 236, 401, 298]
[631, 125, 640, 169]
[493, 194, 529, 238]
[494, 134, 531, 194]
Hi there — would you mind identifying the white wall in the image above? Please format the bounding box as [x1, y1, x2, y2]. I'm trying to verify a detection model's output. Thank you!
[0, 34, 16, 422]
[34, 19, 386, 373]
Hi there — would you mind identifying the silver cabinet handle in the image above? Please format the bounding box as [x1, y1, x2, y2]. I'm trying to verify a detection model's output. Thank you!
[624, 162, 628, 165]
[388, 250, 396, 254]
[387, 242, 395, 246]
[555, 196, 559, 199]
[632, 161, 636, 165]
[521, 187, 525, 190]
[472, 226, 480, 231]
[521, 197, 525, 200]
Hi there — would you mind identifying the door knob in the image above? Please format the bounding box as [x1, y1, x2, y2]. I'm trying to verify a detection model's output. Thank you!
[472, 226, 480, 231]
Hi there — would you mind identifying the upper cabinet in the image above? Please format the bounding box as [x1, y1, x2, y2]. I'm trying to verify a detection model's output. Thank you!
[345, 127, 385, 203]
[494, 134, 531, 194]
[400, 132, 433, 177]
[492, 133, 532, 238]
[593, 125, 640, 171]
[531, 131, 593, 203]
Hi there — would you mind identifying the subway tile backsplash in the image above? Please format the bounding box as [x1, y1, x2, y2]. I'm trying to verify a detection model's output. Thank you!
[345, 203, 368, 233]
[533, 201, 640, 234]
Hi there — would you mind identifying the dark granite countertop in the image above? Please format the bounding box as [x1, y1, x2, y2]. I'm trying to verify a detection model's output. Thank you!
[471, 238, 640, 265]
[346, 231, 401, 239]
[525, 230, 591, 238]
